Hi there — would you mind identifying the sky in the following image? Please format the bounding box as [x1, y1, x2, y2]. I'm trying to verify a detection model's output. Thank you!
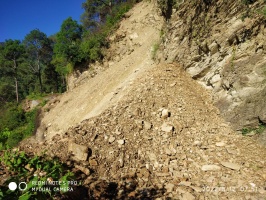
[0, 0, 85, 42]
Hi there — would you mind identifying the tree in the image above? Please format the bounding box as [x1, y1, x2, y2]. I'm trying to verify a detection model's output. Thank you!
[0, 40, 25, 103]
[81, 0, 117, 29]
[24, 29, 53, 93]
[53, 17, 83, 76]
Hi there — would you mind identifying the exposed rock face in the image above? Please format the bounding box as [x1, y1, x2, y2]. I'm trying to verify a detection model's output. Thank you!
[158, 0, 266, 129]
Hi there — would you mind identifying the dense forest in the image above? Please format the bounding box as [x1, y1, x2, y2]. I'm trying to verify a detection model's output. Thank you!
[0, 0, 136, 150]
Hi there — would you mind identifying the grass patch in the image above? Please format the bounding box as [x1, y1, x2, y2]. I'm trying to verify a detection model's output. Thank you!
[241, 124, 266, 135]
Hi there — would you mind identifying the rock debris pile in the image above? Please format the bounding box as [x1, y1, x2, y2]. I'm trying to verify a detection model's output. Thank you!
[21, 64, 266, 199]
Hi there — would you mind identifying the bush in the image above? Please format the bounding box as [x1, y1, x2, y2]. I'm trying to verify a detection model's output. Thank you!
[5, 129, 23, 148]
[80, 34, 104, 62]
[0, 103, 25, 132]
[0, 104, 39, 150]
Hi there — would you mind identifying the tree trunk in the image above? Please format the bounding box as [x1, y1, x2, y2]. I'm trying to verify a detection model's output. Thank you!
[37, 58, 43, 93]
[13, 59, 19, 103]
[14, 77, 19, 103]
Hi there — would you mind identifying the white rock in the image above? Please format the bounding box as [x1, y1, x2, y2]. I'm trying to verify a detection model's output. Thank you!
[170, 82, 176, 87]
[161, 109, 170, 118]
[161, 123, 173, 132]
[115, 129, 122, 135]
[117, 139, 125, 145]
[216, 141, 226, 147]
[109, 136, 116, 143]
[129, 32, 139, 40]
[193, 141, 202, 146]
[143, 121, 152, 130]
[221, 162, 241, 170]
[201, 165, 221, 171]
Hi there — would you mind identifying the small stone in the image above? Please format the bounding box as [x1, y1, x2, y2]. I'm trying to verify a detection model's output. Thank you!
[74, 165, 91, 175]
[89, 159, 98, 166]
[143, 121, 152, 130]
[161, 109, 170, 118]
[216, 141, 226, 147]
[209, 41, 219, 55]
[129, 32, 139, 40]
[165, 148, 172, 155]
[68, 141, 89, 161]
[165, 183, 175, 193]
[193, 141, 202, 146]
[221, 162, 241, 170]
[118, 139, 125, 145]
[109, 136, 116, 143]
[115, 129, 122, 135]
[139, 167, 150, 178]
[161, 123, 174, 132]
[170, 82, 176, 87]
[201, 165, 221, 171]
[178, 181, 191, 187]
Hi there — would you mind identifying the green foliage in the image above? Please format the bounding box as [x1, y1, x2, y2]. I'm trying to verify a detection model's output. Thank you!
[26, 92, 45, 100]
[54, 17, 83, 63]
[0, 150, 75, 199]
[0, 40, 26, 103]
[0, 104, 39, 150]
[80, 36, 103, 61]
[24, 29, 54, 93]
[241, 0, 256, 5]
[0, 82, 16, 104]
[52, 17, 83, 77]
[0, 104, 25, 132]
[81, 0, 113, 30]
[242, 124, 266, 135]
[80, 1, 134, 62]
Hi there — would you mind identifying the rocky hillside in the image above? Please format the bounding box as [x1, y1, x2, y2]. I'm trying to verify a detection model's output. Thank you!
[157, 0, 266, 131]
[18, 1, 266, 199]
[34, 2, 163, 141]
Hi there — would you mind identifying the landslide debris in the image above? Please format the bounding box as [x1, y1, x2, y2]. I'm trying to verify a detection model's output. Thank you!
[16, 1, 266, 199]
[20, 64, 266, 199]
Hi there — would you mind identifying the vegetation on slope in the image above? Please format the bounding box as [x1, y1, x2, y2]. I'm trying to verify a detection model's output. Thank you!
[0, 0, 137, 198]
[0, 0, 136, 151]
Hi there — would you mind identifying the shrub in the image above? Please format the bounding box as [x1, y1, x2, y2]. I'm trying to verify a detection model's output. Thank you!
[0, 104, 39, 150]
[0, 103, 25, 132]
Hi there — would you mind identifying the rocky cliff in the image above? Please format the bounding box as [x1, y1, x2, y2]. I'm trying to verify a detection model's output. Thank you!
[157, 0, 266, 130]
